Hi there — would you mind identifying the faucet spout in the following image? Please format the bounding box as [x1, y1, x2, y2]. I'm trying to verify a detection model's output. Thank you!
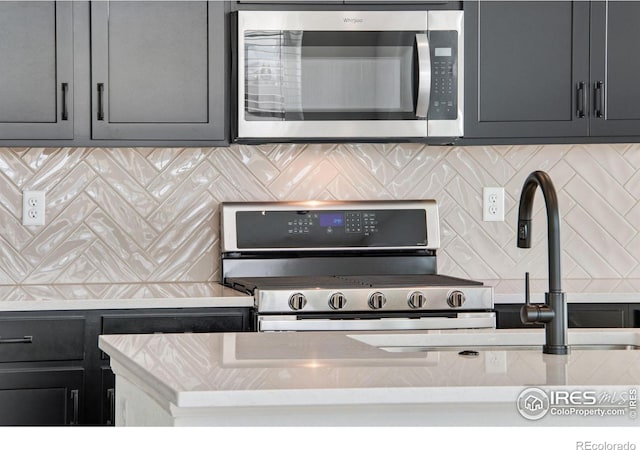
[517, 171, 562, 293]
[517, 170, 568, 355]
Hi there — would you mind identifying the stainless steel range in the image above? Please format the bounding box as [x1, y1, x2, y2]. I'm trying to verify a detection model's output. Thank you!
[221, 200, 494, 332]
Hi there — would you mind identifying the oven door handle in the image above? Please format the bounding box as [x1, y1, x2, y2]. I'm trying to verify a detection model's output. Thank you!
[415, 33, 431, 119]
[258, 313, 495, 332]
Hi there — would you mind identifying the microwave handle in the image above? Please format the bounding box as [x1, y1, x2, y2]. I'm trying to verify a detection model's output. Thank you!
[415, 33, 431, 118]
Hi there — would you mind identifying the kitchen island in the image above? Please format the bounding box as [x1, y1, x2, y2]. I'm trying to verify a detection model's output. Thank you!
[99, 329, 640, 426]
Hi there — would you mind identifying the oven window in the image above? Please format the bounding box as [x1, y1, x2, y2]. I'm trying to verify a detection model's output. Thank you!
[244, 31, 420, 121]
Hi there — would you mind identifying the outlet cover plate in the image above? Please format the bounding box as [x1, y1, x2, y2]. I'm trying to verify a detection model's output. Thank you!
[22, 190, 45, 226]
[483, 187, 505, 222]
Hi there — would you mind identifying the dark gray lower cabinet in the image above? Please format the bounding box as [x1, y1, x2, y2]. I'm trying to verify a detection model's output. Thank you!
[0, 307, 253, 425]
[496, 304, 633, 329]
[0, 369, 84, 426]
[0, 314, 86, 426]
[101, 310, 249, 336]
[567, 304, 629, 328]
[101, 368, 116, 425]
[631, 305, 640, 328]
[96, 308, 253, 425]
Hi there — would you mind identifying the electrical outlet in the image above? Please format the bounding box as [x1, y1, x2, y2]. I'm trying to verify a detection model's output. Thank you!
[483, 187, 505, 222]
[22, 190, 46, 226]
[485, 351, 507, 374]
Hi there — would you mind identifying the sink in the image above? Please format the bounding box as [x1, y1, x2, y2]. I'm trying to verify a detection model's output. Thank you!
[347, 329, 640, 353]
[378, 344, 639, 353]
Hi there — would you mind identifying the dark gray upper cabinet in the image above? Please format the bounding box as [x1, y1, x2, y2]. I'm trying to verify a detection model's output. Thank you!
[590, 1, 640, 136]
[0, 1, 73, 140]
[90, 1, 226, 141]
[344, 0, 448, 3]
[237, 0, 341, 3]
[237, 1, 448, 4]
[465, 1, 590, 138]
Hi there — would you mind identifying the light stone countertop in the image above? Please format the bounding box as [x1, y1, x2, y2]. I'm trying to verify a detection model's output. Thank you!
[0, 282, 253, 311]
[99, 328, 640, 426]
[486, 279, 640, 304]
[0, 279, 638, 312]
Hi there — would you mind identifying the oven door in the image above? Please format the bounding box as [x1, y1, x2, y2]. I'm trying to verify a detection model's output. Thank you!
[257, 312, 495, 332]
[237, 11, 463, 139]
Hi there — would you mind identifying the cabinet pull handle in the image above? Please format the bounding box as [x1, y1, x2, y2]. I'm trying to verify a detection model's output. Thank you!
[576, 82, 586, 118]
[61, 83, 69, 121]
[97, 83, 104, 121]
[594, 81, 605, 118]
[70, 389, 79, 425]
[0, 336, 33, 344]
[106, 388, 115, 425]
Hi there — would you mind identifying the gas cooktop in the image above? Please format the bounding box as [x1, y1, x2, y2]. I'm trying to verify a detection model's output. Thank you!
[226, 274, 483, 292]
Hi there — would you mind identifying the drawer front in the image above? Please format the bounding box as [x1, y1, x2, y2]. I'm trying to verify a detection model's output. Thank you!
[0, 317, 85, 363]
[102, 311, 247, 335]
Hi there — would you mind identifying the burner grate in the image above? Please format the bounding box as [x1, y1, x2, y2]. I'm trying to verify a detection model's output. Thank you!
[225, 274, 482, 293]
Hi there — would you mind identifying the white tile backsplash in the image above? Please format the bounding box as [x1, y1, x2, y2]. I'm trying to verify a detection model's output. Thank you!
[0, 143, 638, 284]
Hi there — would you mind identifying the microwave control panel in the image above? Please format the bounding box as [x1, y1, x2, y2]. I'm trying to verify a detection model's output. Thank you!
[428, 30, 458, 121]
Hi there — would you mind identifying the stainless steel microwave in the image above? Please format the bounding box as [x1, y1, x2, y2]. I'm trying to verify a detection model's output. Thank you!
[236, 10, 463, 140]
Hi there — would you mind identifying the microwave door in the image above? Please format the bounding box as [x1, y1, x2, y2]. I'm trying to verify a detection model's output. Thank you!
[238, 18, 430, 139]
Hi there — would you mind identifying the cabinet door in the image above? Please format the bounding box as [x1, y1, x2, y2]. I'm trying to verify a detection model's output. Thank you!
[464, 1, 589, 138]
[632, 304, 640, 328]
[0, 1, 73, 139]
[90, 1, 226, 141]
[238, 0, 341, 3]
[590, 1, 640, 136]
[101, 368, 115, 426]
[344, 1, 449, 3]
[0, 369, 83, 425]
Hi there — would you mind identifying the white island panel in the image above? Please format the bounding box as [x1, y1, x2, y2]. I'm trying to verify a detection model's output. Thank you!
[99, 329, 640, 426]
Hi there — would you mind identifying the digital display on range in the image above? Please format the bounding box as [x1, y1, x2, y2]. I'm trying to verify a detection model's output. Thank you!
[319, 213, 344, 227]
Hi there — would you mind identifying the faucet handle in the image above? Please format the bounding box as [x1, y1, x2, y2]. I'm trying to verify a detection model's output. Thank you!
[524, 271, 530, 306]
[521, 272, 554, 324]
[521, 271, 538, 324]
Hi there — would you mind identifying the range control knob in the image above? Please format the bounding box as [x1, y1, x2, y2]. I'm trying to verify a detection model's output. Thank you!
[288, 293, 307, 311]
[408, 291, 427, 309]
[447, 290, 466, 308]
[328, 292, 347, 310]
[368, 292, 387, 310]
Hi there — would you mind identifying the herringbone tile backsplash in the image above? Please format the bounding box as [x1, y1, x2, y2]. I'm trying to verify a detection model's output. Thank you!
[0, 143, 638, 285]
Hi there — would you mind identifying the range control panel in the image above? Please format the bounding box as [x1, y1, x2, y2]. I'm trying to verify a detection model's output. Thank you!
[235, 208, 427, 249]
[289, 211, 378, 235]
[428, 30, 458, 120]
